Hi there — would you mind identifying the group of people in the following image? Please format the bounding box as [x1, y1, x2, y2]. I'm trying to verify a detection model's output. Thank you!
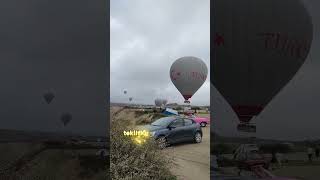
[307, 146, 320, 162]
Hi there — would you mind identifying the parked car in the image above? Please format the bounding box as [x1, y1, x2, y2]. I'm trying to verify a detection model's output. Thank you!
[187, 114, 210, 127]
[142, 116, 203, 149]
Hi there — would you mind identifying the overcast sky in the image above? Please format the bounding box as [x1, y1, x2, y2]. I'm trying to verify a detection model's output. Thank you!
[0, 0, 107, 136]
[110, 0, 210, 106]
[212, 0, 320, 141]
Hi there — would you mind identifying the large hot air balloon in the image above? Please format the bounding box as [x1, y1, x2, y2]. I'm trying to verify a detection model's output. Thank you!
[43, 91, 55, 104]
[213, 0, 313, 132]
[170, 56, 208, 103]
[61, 113, 72, 127]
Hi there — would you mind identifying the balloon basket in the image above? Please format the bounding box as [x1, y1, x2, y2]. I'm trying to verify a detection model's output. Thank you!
[237, 123, 256, 133]
[184, 100, 190, 104]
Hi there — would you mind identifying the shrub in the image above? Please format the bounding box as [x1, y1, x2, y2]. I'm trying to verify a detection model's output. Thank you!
[110, 118, 175, 180]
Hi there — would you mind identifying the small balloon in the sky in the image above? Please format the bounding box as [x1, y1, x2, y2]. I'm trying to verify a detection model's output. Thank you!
[155, 98, 167, 107]
[162, 99, 168, 106]
[43, 92, 55, 104]
[124, 90, 127, 94]
[129, 97, 133, 101]
[155, 98, 162, 106]
[61, 113, 72, 126]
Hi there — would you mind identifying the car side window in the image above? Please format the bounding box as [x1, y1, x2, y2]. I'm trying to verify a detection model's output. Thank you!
[170, 119, 184, 127]
[184, 118, 194, 126]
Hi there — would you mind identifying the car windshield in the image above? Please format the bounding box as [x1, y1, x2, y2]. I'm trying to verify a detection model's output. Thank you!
[151, 117, 175, 127]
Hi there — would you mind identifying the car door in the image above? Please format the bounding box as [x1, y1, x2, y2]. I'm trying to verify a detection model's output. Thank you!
[167, 118, 185, 143]
[183, 118, 197, 141]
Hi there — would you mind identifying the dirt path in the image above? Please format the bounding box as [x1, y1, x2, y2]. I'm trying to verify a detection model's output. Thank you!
[163, 127, 210, 180]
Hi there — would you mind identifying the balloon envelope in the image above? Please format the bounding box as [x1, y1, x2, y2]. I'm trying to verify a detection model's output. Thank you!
[162, 99, 168, 106]
[129, 97, 133, 101]
[123, 90, 127, 94]
[155, 98, 162, 106]
[213, 0, 313, 123]
[61, 113, 72, 126]
[170, 56, 208, 102]
[43, 92, 55, 104]
[155, 98, 168, 107]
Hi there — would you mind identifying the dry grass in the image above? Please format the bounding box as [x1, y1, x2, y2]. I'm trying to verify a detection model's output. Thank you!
[0, 142, 44, 172]
[110, 107, 167, 126]
[11, 149, 107, 180]
[273, 166, 320, 180]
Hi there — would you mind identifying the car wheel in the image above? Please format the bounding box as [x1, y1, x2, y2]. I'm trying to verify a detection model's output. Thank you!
[156, 136, 167, 149]
[194, 132, 202, 143]
[200, 122, 207, 127]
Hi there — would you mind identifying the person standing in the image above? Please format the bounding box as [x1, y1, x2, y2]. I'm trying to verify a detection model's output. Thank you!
[308, 147, 314, 162]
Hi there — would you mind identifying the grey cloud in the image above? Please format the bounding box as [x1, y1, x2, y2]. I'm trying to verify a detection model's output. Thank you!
[111, 0, 210, 105]
[0, 0, 107, 136]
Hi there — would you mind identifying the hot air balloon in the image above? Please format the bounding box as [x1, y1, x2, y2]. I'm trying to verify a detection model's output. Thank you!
[170, 56, 208, 103]
[162, 99, 168, 106]
[123, 90, 127, 94]
[212, 0, 313, 132]
[43, 92, 55, 104]
[155, 98, 162, 106]
[129, 97, 133, 102]
[61, 113, 72, 126]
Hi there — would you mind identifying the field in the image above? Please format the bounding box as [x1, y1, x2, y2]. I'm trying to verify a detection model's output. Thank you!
[213, 150, 320, 179]
[0, 134, 107, 179]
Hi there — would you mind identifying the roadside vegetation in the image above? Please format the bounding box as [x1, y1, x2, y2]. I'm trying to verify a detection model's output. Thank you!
[110, 108, 176, 180]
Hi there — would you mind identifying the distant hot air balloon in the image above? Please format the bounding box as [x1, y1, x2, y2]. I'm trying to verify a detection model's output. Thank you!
[123, 90, 127, 94]
[43, 92, 55, 104]
[155, 98, 162, 106]
[155, 98, 168, 108]
[129, 97, 133, 102]
[170, 56, 208, 103]
[61, 113, 72, 126]
[213, 0, 313, 130]
[162, 99, 168, 106]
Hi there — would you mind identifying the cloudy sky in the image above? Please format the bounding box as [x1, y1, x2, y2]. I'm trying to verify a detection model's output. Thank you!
[0, 0, 107, 136]
[212, 0, 320, 141]
[110, 0, 210, 106]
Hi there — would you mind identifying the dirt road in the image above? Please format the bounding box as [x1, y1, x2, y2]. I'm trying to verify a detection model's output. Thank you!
[163, 126, 210, 180]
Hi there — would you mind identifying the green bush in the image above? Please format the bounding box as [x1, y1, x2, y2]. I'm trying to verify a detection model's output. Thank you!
[110, 118, 176, 180]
